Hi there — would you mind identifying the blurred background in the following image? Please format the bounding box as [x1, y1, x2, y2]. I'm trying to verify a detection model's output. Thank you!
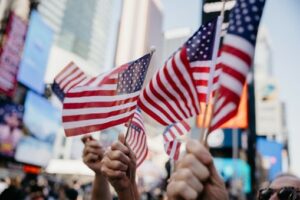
[0, 0, 299, 199]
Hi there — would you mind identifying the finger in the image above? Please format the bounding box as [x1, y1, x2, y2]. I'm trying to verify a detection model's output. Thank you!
[111, 141, 129, 155]
[208, 162, 224, 186]
[81, 135, 93, 143]
[104, 159, 128, 171]
[177, 154, 210, 181]
[101, 164, 126, 179]
[167, 180, 198, 200]
[83, 153, 99, 164]
[107, 150, 131, 165]
[186, 139, 212, 166]
[86, 140, 102, 148]
[171, 169, 203, 193]
[118, 133, 126, 144]
[83, 146, 103, 156]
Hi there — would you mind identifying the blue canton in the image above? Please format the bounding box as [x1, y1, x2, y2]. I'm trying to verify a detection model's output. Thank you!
[185, 18, 218, 62]
[117, 54, 151, 94]
[228, 0, 266, 45]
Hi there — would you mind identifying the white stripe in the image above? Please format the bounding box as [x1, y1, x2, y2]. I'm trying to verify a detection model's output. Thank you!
[169, 140, 179, 159]
[63, 109, 135, 129]
[163, 58, 190, 117]
[223, 34, 254, 58]
[174, 52, 200, 114]
[211, 102, 236, 126]
[176, 123, 189, 135]
[63, 101, 136, 116]
[197, 83, 219, 94]
[151, 71, 187, 120]
[221, 73, 244, 96]
[56, 64, 77, 83]
[139, 92, 172, 125]
[190, 57, 222, 68]
[193, 73, 210, 80]
[222, 52, 250, 77]
[60, 70, 82, 89]
[131, 130, 142, 152]
[68, 83, 117, 93]
[215, 97, 226, 112]
[136, 134, 146, 159]
[144, 81, 180, 122]
[137, 138, 147, 166]
[190, 60, 213, 68]
[164, 133, 173, 142]
[63, 74, 86, 93]
[64, 91, 139, 103]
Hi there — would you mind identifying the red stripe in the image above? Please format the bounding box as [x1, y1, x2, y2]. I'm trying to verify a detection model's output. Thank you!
[209, 108, 237, 133]
[174, 142, 181, 160]
[156, 69, 188, 118]
[172, 56, 196, 116]
[142, 86, 175, 124]
[149, 80, 182, 121]
[222, 44, 252, 66]
[137, 146, 148, 167]
[194, 77, 219, 86]
[65, 115, 132, 137]
[181, 121, 191, 131]
[180, 49, 200, 114]
[221, 64, 247, 86]
[63, 96, 138, 109]
[168, 129, 176, 140]
[55, 62, 75, 81]
[191, 67, 210, 73]
[65, 89, 117, 97]
[173, 124, 184, 136]
[61, 72, 85, 91]
[137, 97, 168, 126]
[57, 67, 78, 84]
[63, 105, 136, 122]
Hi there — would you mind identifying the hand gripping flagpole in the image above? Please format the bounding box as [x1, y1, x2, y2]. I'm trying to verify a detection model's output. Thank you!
[124, 46, 155, 200]
[200, 0, 226, 146]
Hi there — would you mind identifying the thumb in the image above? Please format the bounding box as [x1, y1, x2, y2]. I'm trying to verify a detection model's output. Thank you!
[118, 133, 126, 144]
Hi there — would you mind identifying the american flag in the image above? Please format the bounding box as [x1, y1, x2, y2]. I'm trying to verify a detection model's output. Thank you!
[138, 19, 219, 126]
[126, 108, 148, 167]
[163, 121, 190, 160]
[52, 62, 87, 102]
[62, 53, 152, 136]
[210, 0, 266, 131]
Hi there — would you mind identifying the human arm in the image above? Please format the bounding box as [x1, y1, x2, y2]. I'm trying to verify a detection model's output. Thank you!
[167, 139, 228, 200]
[101, 134, 139, 200]
[82, 135, 112, 200]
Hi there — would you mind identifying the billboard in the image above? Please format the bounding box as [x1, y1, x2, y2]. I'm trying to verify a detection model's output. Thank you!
[197, 85, 248, 129]
[214, 158, 251, 193]
[0, 12, 27, 97]
[15, 91, 60, 167]
[18, 10, 54, 94]
[0, 102, 24, 157]
[257, 138, 283, 181]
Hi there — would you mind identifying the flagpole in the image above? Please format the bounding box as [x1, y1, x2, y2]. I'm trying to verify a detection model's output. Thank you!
[123, 47, 155, 200]
[124, 46, 156, 141]
[200, 0, 226, 145]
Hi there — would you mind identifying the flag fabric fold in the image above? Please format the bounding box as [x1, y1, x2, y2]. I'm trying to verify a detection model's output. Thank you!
[52, 62, 87, 102]
[138, 18, 219, 126]
[126, 108, 148, 167]
[62, 53, 152, 136]
[210, 0, 266, 131]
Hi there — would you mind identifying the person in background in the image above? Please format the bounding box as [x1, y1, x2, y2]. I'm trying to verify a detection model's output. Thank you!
[0, 176, 25, 200]
[81, 135, 112, 200]
[258, 174, 300, 200]
[100, 134, 139, 200]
